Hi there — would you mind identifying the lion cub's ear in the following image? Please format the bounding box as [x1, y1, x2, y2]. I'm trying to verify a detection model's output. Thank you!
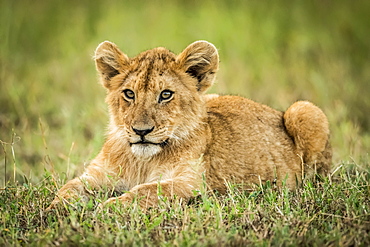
[177, 41, 219, 93]
[94, 41, 129, 89]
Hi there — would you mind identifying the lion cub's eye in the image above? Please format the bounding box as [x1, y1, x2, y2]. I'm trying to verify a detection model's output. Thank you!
[159, 90, 174, 103]
[122, 89, 135, 100]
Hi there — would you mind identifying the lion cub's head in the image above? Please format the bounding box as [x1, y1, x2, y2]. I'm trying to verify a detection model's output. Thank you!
[94, 41, 219, 158]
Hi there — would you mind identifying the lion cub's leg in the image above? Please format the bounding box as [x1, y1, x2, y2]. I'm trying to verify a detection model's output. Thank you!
[102, 179, 197, 209]
[46, 161, 115, 211]
[284, 101, 332, 178]
[102, 163, 202, 209]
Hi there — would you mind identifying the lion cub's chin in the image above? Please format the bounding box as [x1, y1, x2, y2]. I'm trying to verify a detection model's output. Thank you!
[131, 144, 162, 158]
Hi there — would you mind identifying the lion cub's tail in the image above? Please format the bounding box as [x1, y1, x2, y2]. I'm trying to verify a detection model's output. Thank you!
[283, 101, 332, 177]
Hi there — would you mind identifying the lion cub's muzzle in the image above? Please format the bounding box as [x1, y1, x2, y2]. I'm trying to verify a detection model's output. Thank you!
[129, 125, 169, 157]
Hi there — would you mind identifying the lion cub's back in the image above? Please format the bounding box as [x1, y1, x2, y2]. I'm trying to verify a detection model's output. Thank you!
[204, 95, 301, 191]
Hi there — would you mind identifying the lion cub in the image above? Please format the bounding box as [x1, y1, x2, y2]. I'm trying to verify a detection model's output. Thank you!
[48, 41, 331, 209]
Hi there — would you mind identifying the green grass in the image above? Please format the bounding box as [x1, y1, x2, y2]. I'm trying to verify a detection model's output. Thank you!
[1, 166, 369, 246]
[1, 0, 370, 245]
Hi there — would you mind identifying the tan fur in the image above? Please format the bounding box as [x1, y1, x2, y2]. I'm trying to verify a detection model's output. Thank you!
[47, 41, 332, 210]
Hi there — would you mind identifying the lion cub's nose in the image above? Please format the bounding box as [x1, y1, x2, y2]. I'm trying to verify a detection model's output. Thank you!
[132, 126, 154, 137]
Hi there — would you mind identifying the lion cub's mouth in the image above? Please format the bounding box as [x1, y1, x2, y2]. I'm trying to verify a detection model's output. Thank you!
[130, 140, 168, 147]
[129, 139, 169, 157]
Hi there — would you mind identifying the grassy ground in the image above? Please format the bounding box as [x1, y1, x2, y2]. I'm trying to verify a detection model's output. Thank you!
[1, 167, 369, 246]
[1, 0, 370, 246]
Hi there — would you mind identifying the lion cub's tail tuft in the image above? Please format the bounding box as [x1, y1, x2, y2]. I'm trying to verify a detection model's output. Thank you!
[284, 101, 332, 177]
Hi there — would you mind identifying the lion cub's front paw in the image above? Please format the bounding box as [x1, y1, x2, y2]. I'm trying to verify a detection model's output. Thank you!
[99, 193, 135, 209]
[45, 189, 84, 212]
[45, 197, 71, 214]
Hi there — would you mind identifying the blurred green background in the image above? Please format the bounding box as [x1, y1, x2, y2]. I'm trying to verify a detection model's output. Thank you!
[1, 0, 369, 186]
